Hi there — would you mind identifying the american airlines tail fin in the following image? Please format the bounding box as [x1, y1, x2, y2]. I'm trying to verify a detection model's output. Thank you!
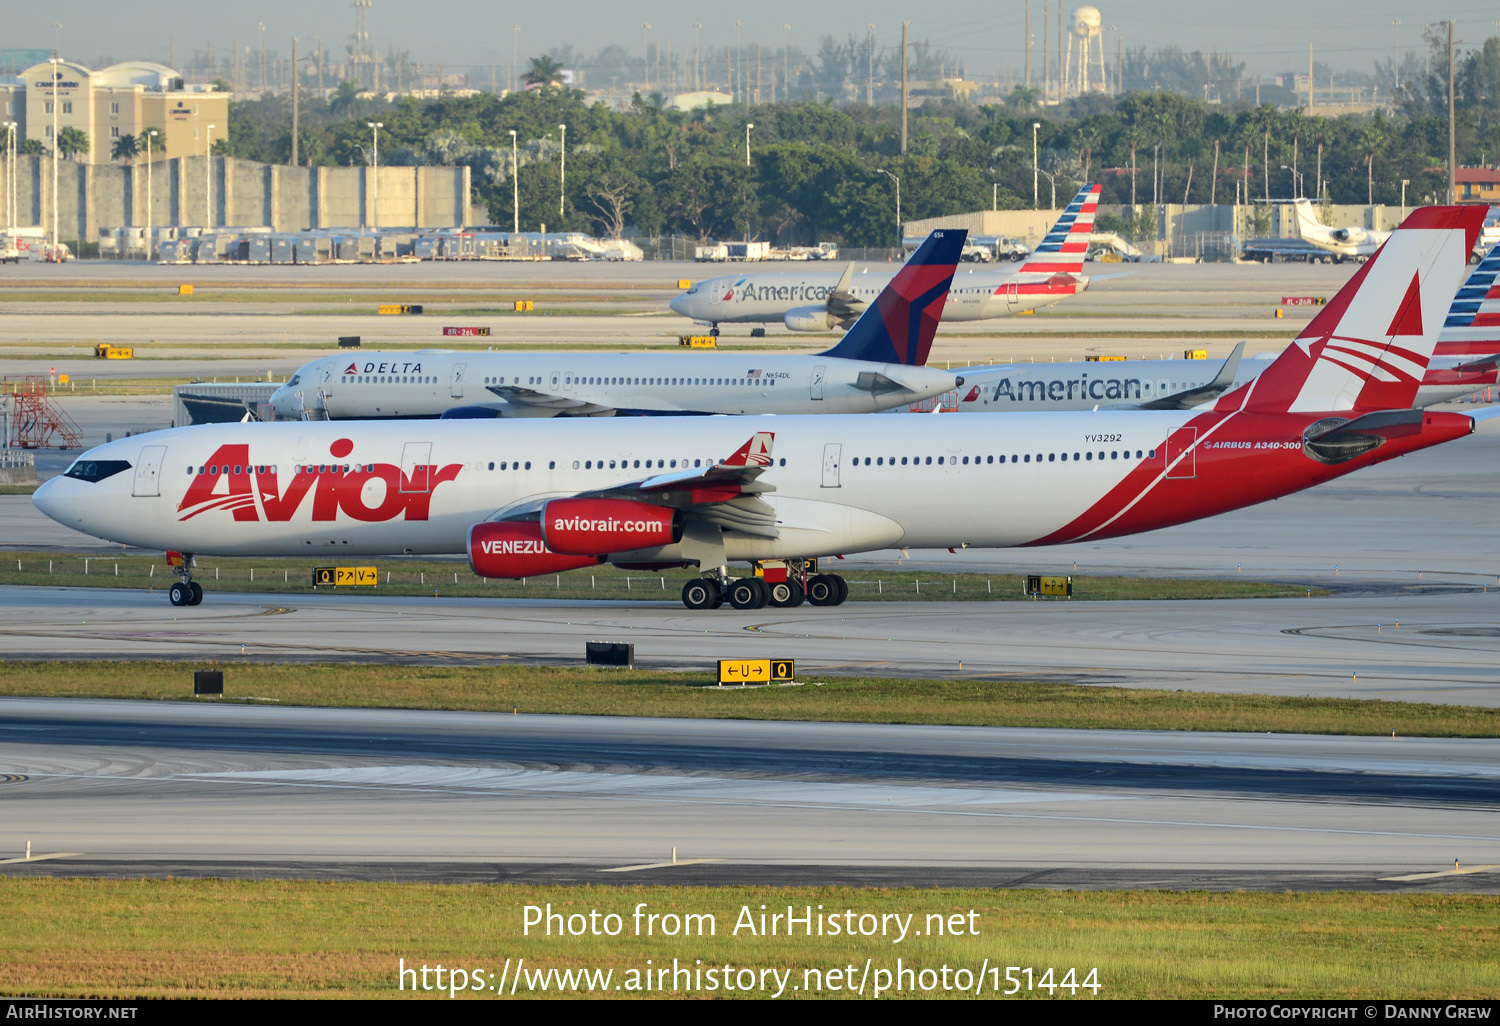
[820, 229, 967, 366]
[1017, 184, 1101, 275]
[1213, 206, 1485, 415]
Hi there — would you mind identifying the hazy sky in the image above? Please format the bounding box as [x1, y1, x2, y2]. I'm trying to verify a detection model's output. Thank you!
[12, 1, 1500, 81]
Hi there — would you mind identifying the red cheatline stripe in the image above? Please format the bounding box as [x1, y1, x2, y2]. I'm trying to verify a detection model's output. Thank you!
[1060, 242, 1088, 253]
[1319, 354, 1377, 381]
[1486, 286, 1500, 299]
[1069, 223, 1093, 234]
[1474, 312, 1500, 327]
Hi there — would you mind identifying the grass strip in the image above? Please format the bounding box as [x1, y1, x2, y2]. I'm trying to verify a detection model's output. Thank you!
[0, 551, 1317, 603]
[2, 662, 1493, 736]
[0, 880, 1494, 999]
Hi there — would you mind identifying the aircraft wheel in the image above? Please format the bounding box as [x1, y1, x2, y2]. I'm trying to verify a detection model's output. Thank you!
[806, 575, 839, 606]
[768, 581, 804, 607]
[727, 578, 768, 610]
[681, 579, 718, 610]
[169, 582, 191, 607]
[189, 582, 204, 605]
[830, 574, 849, 605]
[709, 326, 720, 337]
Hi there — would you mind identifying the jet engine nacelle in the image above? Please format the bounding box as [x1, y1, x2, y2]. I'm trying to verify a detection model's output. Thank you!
[784, 305, 840, 332]
[468, 521, 605, 579]
[1330, 227, 1368, 244]
[541, 498, 683, 555]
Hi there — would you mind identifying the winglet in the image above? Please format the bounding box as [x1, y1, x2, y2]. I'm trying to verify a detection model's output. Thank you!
[818, 230, 967, 366]
[722, 431, 775, 468]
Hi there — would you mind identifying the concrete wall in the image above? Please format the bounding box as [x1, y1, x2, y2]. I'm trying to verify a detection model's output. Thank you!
[0, 155, 472, 239]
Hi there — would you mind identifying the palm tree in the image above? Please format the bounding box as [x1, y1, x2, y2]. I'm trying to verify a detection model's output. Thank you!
[329, 79, 360, 120]
[1076, 127, 1100, 183]
[1360, 118, 1389, 205]
[524, 55, 566, 90]
[111, 133, 139, 164]
[56, 127, 88, 161]
[1005, 84, 1040, 112]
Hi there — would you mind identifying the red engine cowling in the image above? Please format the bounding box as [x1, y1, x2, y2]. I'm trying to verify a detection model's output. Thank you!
[468, 521, 604, 579]
[541, 498, 682, 555]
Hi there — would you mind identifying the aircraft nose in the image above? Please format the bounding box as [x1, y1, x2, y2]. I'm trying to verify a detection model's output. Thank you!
[32, 477, 65, 524]
[668, 293, 691, 316]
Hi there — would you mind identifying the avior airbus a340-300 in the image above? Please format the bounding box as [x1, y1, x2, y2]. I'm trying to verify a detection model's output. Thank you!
[35, 206, 1493, 610]
[669, 184, 1100, 335]
[268, 231, 969, 421]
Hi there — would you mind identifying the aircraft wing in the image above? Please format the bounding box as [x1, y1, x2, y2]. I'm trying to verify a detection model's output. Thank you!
[484, 384, 616, 417]
[1134, 342, 1245, 410]
[491, 431, 781, 538]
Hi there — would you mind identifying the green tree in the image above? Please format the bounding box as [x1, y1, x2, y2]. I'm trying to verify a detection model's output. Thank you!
[524, 55, 566, 90]
[110, 133, 139, 163]
[56, 127, 88, 160]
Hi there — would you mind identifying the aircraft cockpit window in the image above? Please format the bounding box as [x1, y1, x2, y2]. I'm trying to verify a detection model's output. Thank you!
[288, 374, 301, 386]
[64, 459, 132, 483]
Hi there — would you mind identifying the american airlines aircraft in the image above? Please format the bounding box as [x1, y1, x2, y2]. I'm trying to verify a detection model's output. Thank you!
[902, 244, 1500, 414]
[669, 184, 1100, 334]
[267, 232, 969, 421]
[35, 206, 1489, 611]
[1291, 198, 1392, 262]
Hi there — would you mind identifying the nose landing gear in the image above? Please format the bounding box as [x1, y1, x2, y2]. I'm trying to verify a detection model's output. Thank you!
[165, 551, 204, 606]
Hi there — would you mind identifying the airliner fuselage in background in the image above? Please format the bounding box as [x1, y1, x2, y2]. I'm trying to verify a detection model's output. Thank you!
[268, 230, 970, 421]
[670, 184, 1101, 333]
[35, 207, 1491, 611]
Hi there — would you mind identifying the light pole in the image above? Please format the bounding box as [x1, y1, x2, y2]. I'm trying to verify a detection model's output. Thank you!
[1401, 178, 1410, 220]
[509, 129, 519, 233]
[49, 57, 60, 253]
[145, 129, 158, 260]
[693, 23, 702, 91]
[642, 22, 651, 90]
[876, 167, 901, 248]
[735, 21, 743, 104]
[1032, 121, 1040, 209]
[745, 122, 753, 166]
[4, 122, 15, 240]
[367, 121, 383, 232]
[1280, 164, 1303, 198]
[205, 123, 215, 226]
[511, 26, 520, 94]
[558, 123, 567, 220]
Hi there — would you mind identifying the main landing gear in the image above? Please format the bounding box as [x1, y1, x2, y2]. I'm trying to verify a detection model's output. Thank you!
[166, 551, 204, 607]
[680, 561, 847, 611]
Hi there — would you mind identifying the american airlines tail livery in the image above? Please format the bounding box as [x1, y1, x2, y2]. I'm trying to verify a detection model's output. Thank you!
[36, 207, 1488, 610]
[269, 231, 969, 421]
[669, 184, 1100, 334]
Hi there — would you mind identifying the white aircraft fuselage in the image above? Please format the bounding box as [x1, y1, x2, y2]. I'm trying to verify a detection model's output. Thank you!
[268, 351, 962, 421]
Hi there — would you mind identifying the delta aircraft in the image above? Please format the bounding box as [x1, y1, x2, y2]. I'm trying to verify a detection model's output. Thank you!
[267, 232, 970, 421]
[897, 248, 1500, 413]
[669, 184, 1100, 335]
[1291, 198, 1392, 262]
[35, 206, 1491, 611]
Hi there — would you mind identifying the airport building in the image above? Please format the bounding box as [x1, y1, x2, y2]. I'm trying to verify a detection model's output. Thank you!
[0, 60, 228, 165]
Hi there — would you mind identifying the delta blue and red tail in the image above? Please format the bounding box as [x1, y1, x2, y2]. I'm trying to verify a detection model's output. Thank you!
[1214, 206, 1485, 415]
[820, 229, 967, 366]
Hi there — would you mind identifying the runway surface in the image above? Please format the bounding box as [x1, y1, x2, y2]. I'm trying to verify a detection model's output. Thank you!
[3, 698, 1497, 890]
[2, 586, 1498, 705]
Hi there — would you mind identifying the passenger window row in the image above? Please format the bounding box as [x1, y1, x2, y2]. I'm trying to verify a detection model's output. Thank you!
[846, 449, 1156, 467]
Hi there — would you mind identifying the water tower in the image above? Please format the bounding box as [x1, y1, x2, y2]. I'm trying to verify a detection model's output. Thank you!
[1065, 6, 1106, 97]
